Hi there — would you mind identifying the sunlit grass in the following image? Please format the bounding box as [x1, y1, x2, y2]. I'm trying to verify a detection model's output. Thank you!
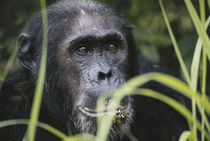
[0, 40, 19, 88]
[24, 0, 48, 140]
[96, 1, 210, 141]
[0, 119, 68, 139]
[0, 0, 209, 141]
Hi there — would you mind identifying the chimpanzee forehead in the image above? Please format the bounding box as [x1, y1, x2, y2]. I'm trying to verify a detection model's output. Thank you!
[71, 9, 117, 34]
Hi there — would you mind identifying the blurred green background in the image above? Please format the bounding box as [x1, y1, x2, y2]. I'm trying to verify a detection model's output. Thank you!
[0, 0, 209, 92]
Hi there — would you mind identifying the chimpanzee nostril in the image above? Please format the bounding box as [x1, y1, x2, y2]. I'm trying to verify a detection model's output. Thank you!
[98, 72, 106, 80]
[98, 70, 112, 81]
[107, 71, 112, 79]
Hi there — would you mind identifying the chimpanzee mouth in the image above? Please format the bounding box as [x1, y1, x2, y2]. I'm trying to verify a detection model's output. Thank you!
[77, 102, 131, 122]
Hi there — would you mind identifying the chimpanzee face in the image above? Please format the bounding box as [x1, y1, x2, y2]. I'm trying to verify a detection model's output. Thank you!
[17, 2, 134, 139]
[56, 11, 132, 135]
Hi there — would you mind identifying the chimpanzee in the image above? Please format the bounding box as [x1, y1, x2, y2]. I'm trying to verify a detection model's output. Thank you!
[0, 0, 188, 141]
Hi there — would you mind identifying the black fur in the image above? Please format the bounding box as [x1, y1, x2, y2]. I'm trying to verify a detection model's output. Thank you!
[0, 0, 188, 141]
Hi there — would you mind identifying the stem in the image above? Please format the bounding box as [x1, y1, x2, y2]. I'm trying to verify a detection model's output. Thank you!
[27, 0, 48, 140]
[200, 0, 206, 141]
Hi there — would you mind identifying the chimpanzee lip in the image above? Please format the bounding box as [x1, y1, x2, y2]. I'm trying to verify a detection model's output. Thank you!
[77, 104, 130, 119]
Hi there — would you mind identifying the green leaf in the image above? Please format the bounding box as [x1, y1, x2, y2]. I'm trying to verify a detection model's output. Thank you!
[159, 0, 190, 85]
[27, 0, 48, 140]
[191, 38, 202, 90]
[184, 0, 210, 61]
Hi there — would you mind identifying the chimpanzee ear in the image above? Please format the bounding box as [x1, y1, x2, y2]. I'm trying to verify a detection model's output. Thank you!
[17, 33, 36, 71]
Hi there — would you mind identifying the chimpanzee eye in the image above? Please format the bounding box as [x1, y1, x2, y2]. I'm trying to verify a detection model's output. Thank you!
[77, 46, 90, 54]
[107, 44, 117, 51]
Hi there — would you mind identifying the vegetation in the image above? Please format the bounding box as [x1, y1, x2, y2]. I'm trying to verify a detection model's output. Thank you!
[0, 0, 210, 141]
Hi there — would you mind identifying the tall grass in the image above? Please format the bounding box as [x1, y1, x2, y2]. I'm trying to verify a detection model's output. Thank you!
[95, 1, 210, 141]
[25, 0, 48, 140]
[0, 39, 19, 88]
[0, 0, 209, 141]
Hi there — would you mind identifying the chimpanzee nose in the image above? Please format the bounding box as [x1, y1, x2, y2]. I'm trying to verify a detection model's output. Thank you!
[98, 70, 112, 81]
[96, 62, 113, 81]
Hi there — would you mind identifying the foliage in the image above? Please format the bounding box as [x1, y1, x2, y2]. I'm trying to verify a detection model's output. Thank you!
[0, 0, 210, 141]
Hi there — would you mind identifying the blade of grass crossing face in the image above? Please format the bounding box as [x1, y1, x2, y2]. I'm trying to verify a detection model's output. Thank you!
[27, 0, 48, 140]
[99, 72, 210, 117]
[106, 85, 210, 140]
[95, 72, 210, 141]
[184, 0, 210, 61]
[96, 93, 117, 141]
[159, 0, 190, 85]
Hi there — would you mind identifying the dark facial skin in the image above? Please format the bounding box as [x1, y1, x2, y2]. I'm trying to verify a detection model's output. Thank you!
[57, 12, 132, 136]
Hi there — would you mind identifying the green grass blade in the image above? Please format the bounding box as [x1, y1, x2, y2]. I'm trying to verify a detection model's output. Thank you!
[207, 0, 210, 9]
[190, 14, 210, 90]
[96, 72, 210, 141]
[191, 38, 202, 90]
[190, 16, 210, 92]
[112, 87, 210, 140]
[38, 122, 68, 139]
[0, 24, 29, 88]
[27, 0, 48, 140]
[159, 0, 190, 85]
[133, 88, 209, 140]
[0, 42, 19, 88]
[200, 1, 207, 141]
[114, 72, 210, 114]
[120, 125, 138, 141]
[149, 73, 210, 113]
[179, 131, 191, 141]
[0, 119, 28, 128]
[96, 100, 113, 141]
[135, 88, 193, 121]
[184, 0, 210, 61]
[190, 16, 210, 141]
[139, 73, 210, 134]
[0, 119, 68, 139]
[64, 134, 94, 141]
